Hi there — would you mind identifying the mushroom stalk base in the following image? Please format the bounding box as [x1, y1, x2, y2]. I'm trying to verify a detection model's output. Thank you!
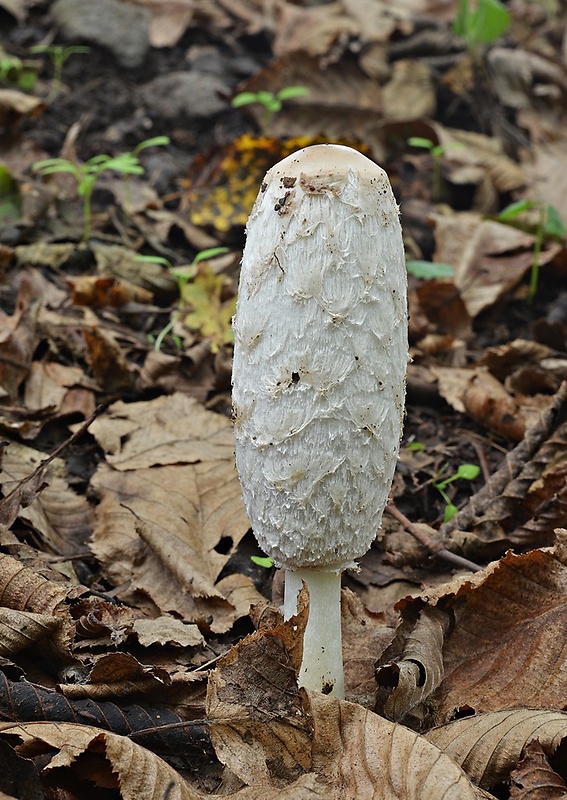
[283, 567, 345, 699]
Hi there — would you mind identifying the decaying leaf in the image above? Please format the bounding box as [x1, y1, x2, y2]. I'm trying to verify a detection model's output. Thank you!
[132, 616, 204, 648]
[432, 212, 554, 318]
[0, 439, 94, 555]
[90, 394, 253, 631]
[441, 383, 567, 556]
[182, 264, 236, 352]
[207, 624, 312, 787]
[375, 606, 451, 724]
[0, 608, 63, 657]
[208, 622, 477, 798]
[23, 361, 96, 419]
[68, 275, 154, 307]
[434, 533, 567, 719]
[0, 553, 84, 615]
[84, 326, 138, 394]
[508, 740, 567, 800]
[0, 721, 202, 800]
[426, 709, 567, 790]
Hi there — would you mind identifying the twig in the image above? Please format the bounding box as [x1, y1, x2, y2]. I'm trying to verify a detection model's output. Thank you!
[386, 503, 483, 572]
[0, 404, 105, 508]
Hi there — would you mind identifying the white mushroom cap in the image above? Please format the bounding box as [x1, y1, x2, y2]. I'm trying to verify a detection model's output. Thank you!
[232, 144, 408, 571]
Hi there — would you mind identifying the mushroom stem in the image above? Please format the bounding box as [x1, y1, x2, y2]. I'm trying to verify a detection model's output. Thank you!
[284, 567, 344, 699]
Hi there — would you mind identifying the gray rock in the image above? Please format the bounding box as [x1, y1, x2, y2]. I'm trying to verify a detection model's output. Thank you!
[142, 72, 228, 120]
[52, 0, 150, 69]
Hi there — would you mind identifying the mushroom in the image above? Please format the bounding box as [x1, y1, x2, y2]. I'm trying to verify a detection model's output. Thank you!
[232, 144, 408, 698]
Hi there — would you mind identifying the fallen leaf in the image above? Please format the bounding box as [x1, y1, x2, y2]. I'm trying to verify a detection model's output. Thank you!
[182, 264, 236, 352]
[0, 721, 203, 799]
[432, 212, 549, 318]
[375, 606, 451, 724]
[23, 361, 96, 419]
[509, 740, 567, 800]
[89, 394, 252, 630]
[426, 709, 567, 790]
[434, 531, 567, 718]
[132, 616, 205, 648]
[0, 439, 94, 555]
[68, 275, 153, 307]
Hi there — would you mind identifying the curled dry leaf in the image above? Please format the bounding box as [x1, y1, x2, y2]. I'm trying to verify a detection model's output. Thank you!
[508, 740, 567, 800]
[207, 624, 312, 787]
[375, 606, 451, 724]
[0, 552, 84, 616]
[426, 709, 567, 790]
[462, 370, 528, 441]
[0, 608, 63, 657]
[23, 360, 96, 420]
[432, 213, 549, 319]
[0, 721, 202, 800]
[442, 383, 567, 556]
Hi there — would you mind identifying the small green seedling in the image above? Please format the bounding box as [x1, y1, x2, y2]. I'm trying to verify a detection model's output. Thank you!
[0, 51, 38, 92]
[32, 136, 169, 242]
[407, 136, 446, 201]
[406, 260, 454, 279]
[251, 555, 274, 568]
[136, 247, 230, 351]
[454, 0, 511, 54]
[434, 463, 480, 523]
[498, 200, 567, 303]
[405, 440, 427, 453]
[232, 86, 310, 134]
[31, 44, 90, 102]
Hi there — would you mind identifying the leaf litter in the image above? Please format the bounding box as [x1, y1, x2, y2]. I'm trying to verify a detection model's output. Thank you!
[1, 0, 567, 797]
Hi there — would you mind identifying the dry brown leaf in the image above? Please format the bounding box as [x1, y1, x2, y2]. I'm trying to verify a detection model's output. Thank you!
[89, 394, 252, 631]
[432, 212, 546, 318]
[23, 361, 96, 419]
[435, 126, 526, 200]
[208, 623, 477, 798]
[428, 365, 474, 413]
[509, 740, 567, 800]
[0, 440, 94, 555]
[0, 274, 40, 401]
[382, 60, 436, 122]
[341, 588, 397, 708]
[0, 88, 44, 123]
[375, 606, 451, 724]
[0, 720, 202, 799]
[68, 275, 153, 307]
[462, 370, 528, 441]
[0, 608, 63, 657]
[207, 624, 312, 787]
[522, 140, 567, 225]
[91, 243, 177, 298]
[89, 393, 235, 469]
[232, 54, 385, 150]
[0, 552, 84, 615]
[139, 347, 216, 403]
[426, 709, 567, 790]
[84, 326, 138, 394]
[415, 279, 472, 340]
[91, 461, 254, 630]
[309, 692, 477, 799]
[132, 616, 204, 648]
[433, 532, 567, 719]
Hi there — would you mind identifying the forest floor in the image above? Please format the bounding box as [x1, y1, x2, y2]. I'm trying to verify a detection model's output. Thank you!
[0, 0, 567, 798]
